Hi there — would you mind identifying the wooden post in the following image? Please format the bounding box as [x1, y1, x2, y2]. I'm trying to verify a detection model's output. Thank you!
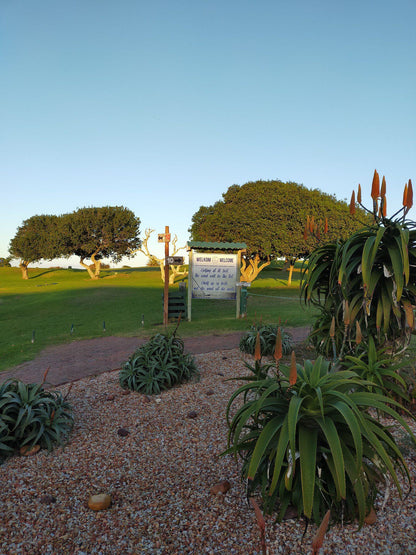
[187, 249, 193, 321]
[163, 225, 170, 326]
[236, 249, 242, 318]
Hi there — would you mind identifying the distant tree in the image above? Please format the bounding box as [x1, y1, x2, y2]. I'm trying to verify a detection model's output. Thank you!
[189, 180, 368, 284]
[61, 206, 141, 279]
[9, 215, 63, 279]
[133, 228, 188, 284]
[0, 257, 12, 267]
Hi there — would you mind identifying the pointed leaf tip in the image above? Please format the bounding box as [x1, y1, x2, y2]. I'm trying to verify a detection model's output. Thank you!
[312, 510, 331, 554]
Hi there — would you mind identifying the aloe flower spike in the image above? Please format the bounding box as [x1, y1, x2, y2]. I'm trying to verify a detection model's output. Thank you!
[289, 351, 297, 385]
[254, 332, 261, 361]
[371, 169, 380, 199]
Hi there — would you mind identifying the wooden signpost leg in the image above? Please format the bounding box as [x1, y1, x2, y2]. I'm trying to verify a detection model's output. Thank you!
[163, 226, 170, 326]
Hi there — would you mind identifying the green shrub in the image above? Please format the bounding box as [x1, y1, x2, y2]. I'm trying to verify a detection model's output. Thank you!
[224, 355, 415, 527]
[119, 333, 199, 395]
[239, 323, 292, 357]
[341, 336, 409, 402]
[0, 379, 74, 463]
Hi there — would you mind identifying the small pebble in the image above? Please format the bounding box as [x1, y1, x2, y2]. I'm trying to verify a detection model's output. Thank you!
[88, 493, 112, 511]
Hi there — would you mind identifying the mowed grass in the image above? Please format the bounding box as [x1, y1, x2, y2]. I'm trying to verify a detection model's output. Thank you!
[0, 264, 317, 372]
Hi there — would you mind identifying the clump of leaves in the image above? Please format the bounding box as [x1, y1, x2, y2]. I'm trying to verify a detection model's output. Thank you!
[224, 354, 415, 527]
[239, 323, 292, 357]
[0, 378, 74, 463]
[119, 333, 199, 395]
[340, 336, 409, 402]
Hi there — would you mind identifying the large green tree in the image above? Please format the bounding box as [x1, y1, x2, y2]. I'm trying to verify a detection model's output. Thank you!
[189, 180, 367, 283]
[61, 206, 141, 279]
[9, 214, 63, 279]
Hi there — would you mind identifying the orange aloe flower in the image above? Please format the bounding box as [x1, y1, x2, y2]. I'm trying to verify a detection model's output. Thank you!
[289, 351, 297, 385]
[356, 320, 362, 344]
[371, 170, 380, 199]
[309, 215, 315, 233]
[380, 175, 386, 197]
[349, 191, 356, 215]
[357, 183, 362, 204]
[382, 196, 387, 217]
[274, 327, 282, 361]
[329, 316, 336, 338]
[254, 332, 261, 361]
[343, 301, 350, 326]
[407, 179, 413, 210]
[311, 510, 331, 554]
[403, 183, 408, 207]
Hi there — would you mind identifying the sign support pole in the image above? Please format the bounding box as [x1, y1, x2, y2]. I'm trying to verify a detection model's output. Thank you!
[187, 249, 193, 321]
[163, 226, 170, 326]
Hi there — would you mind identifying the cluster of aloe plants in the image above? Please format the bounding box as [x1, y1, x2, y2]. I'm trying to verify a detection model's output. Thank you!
[239, 322, 293, 357]
[119, 332, 199, 395]
[301, 171, 416, 357]
[224, 333, 415, 527]
[0, 377, 74, 463]
[226, 170, 416, 534]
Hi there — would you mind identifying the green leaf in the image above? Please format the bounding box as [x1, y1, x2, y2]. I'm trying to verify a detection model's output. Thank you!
[317, 417, 346, 500]
[298, 426, 318, 518]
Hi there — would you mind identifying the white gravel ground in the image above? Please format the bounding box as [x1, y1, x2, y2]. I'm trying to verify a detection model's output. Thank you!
[1, 349, 415, 554]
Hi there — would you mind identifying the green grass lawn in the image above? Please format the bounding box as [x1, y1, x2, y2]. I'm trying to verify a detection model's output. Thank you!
[0, 265, 317, 372]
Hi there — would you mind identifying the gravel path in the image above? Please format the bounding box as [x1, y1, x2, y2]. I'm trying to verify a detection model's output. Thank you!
[1, 347, 416, 554]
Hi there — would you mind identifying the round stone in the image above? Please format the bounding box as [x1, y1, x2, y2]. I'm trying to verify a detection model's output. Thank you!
[88, 493, 112, 511]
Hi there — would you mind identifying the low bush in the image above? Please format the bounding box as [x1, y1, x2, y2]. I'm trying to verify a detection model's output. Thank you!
[224, 354, 415, 527]
[239, 323, 292, 357]
[119, 333, 199, 395]
[0, 379, 74, 463]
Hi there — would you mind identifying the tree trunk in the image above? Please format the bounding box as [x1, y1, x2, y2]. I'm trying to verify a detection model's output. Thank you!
[20, 261, 29, 280]
[240, 254, 271, 283]
[91, 252, 101, 278]
[80, 257, 98, 279]
[287, 260, 296, 286]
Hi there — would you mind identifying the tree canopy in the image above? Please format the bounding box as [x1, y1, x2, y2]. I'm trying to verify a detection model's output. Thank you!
[9, 214, 63, 279]
[9, 206, 141, 279]
[61, 206, 141, 279]
[189, 180, 368, 281]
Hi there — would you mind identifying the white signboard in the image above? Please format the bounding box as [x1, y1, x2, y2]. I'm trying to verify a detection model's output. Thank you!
[191, 252, 238, 300]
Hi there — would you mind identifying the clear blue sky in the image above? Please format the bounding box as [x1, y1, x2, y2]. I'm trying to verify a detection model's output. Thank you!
[1, 0, 415, 266]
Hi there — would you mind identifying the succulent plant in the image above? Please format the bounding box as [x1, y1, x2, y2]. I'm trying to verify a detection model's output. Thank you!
[0, 379, 74, 463]
[119, 332, 199, 395]
[239, 323, 292, 357]
[224, 354, 415, 527]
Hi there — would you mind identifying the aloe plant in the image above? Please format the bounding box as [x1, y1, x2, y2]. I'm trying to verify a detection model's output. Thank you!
[119, 332, 199, 394]
[341, 336, 409, 401]
[302, 172, 416, 356]
[224, 355, 415, 527]
[0, 379, 74, 462]
[239, 323, 293, 357]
